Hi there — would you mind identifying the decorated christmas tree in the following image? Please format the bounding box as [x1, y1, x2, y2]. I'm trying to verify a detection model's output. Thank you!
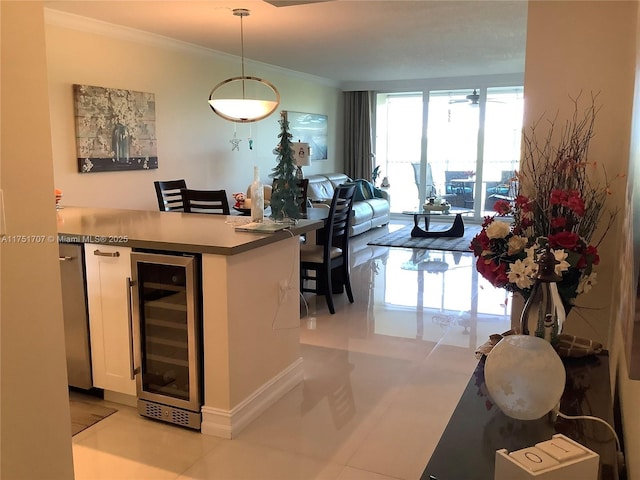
[270, 112, 302, 220]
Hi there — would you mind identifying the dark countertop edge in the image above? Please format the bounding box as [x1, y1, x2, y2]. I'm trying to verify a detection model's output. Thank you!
[58, 219, 323, 256]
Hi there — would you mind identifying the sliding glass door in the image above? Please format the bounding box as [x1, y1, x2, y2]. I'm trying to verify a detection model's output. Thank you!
[374, 92, 424, 212]
[374, 86, 524, 219]
[481, 87, 524, 213]
[426, 90, 480, 211]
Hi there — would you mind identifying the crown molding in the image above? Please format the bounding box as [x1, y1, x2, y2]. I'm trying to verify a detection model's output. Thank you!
[341, 73, 525, 93]
[44, 8, 338, 88]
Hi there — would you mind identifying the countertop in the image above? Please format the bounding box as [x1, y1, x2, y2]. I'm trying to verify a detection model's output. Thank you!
[56, 207, 324, 255]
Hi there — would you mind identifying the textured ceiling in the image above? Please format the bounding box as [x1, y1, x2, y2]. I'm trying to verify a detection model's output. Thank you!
[44, 0, 528, 84]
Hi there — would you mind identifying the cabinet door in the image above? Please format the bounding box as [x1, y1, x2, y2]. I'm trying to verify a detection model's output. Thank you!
[84, 243, 136, 396]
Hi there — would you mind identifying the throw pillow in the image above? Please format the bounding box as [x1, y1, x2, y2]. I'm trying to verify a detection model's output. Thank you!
[342, 181, 366, 202]
[372, 186, 385, 198]
[356, 179, 374, 199]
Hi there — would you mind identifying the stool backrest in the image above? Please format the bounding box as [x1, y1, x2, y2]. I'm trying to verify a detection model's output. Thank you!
[181, 188, 230, 215]
[154, 179, 187, 211]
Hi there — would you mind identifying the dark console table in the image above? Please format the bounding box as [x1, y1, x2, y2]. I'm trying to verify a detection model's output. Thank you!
[422, 352, 618, 480]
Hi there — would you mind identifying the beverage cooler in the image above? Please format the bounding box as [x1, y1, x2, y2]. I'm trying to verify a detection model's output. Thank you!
[130, 251, 202, 429]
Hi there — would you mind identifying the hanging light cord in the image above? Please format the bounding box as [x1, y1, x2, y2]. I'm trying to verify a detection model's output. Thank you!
[238, 9, 246, 99]
[555, 410, 621, 452]
[207, 8, 280, 122]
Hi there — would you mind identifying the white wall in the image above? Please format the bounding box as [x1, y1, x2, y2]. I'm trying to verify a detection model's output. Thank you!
[523, 1, 635, 347]
[1, 2, 75, 478]
[524, 2, 640, 478]
[44, 10, 342, 211]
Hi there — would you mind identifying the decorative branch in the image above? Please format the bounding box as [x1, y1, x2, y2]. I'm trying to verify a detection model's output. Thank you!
[516, 91, 617, 246]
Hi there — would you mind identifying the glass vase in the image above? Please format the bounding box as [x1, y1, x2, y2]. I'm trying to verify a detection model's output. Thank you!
[112, 123, 130, 163]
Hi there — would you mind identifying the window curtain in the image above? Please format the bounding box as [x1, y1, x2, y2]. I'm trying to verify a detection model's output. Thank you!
[343, 91, 373, 181]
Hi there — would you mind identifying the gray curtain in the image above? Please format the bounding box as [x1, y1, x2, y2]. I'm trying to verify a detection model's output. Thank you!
[343, 91, 373, 181]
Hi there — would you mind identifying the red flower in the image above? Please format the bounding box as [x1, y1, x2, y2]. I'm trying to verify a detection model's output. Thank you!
[550, 216, 567, 229]
[548, 231, 580, 250]
[566, 191, 585, 216]
[520, 217, 533, 228]
[470, 230, 490, 254]
[493, 200, 511, 215]
[585, 245, 600, 265]
[476, 257, 509, 287]
[481, 216, 494, 228]
[550, 189, 568, 205]
[515, 195, 532, 212]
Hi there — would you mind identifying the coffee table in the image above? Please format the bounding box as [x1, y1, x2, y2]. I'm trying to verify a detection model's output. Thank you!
[402, 208, 472, 238]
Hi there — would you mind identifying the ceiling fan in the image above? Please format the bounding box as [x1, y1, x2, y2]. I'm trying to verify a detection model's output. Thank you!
[448, 89, 507, 106]
[449, 89, 481, 105]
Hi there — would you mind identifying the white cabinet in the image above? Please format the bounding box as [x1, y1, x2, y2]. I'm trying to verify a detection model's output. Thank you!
[84, 243, 136, 396]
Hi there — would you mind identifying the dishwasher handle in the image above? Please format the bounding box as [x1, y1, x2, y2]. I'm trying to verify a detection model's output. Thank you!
[94, 249, 120, 257]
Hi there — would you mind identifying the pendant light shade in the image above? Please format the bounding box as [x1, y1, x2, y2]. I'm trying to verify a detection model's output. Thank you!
[208, 9, 280, 123]
[208, 76, 280, 123]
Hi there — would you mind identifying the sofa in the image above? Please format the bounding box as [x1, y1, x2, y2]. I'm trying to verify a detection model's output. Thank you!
[306, 173, 390, 236]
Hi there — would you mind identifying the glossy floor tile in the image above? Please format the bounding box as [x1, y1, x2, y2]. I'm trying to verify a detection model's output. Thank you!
[72, 220, 512, 480]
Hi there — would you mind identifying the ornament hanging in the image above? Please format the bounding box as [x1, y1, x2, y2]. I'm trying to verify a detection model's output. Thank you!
[230, 130, 241, 151]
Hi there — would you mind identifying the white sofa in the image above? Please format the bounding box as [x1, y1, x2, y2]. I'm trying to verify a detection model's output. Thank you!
[306, 173, 390, 236]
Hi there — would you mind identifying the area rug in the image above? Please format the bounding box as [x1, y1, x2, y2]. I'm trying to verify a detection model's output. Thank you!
[367, 224, 481, 252]
[70, 399, 117, 435]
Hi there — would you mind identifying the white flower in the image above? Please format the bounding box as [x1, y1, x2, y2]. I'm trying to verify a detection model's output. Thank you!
[577, 272, 597, 294]
[523, 256, 538, 277]
[525, 244, 539, 260]
[507, 259, 536, 289]
[551, 249, 571, 275]
[507, 235, 528, 255]
[486, 221, 510, 239]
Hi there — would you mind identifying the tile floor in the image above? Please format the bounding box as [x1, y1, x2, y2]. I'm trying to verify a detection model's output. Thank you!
[71, 220, 512, 480]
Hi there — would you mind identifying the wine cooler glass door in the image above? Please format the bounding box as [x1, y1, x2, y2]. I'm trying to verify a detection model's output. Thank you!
[131, 253, 200, 412]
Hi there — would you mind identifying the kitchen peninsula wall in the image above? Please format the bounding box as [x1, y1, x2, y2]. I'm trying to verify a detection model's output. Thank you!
[44, 10, 342, 212]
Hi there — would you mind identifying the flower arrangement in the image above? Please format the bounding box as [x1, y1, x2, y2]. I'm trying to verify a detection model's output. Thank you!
[470, 94, 620, 313]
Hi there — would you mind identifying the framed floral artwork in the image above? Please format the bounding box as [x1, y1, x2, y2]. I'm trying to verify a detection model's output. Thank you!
[73, 84, 158, 173]
[284, 111, 328, 161]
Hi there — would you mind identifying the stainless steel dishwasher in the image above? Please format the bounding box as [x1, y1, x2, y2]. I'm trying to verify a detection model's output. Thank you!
[59, 243, 93, 389]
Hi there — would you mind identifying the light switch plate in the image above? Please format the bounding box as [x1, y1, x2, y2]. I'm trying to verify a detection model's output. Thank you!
[494, 434, 599, 479]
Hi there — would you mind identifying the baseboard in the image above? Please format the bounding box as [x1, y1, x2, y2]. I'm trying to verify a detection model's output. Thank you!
[103, 390, 137, 408]
[200, 357, 304, 439]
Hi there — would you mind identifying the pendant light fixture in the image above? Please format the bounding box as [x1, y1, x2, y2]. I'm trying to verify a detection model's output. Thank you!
[208, 8, 280, 123]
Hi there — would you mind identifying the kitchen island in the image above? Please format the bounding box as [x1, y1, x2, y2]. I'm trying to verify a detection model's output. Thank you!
[57, 207, 323, 438]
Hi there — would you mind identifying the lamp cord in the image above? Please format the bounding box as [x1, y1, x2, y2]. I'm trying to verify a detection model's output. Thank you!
[555, 410, 621, 452]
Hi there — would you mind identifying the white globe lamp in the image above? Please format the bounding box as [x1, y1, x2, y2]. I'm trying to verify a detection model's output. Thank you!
[484, 335, 566, 420]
